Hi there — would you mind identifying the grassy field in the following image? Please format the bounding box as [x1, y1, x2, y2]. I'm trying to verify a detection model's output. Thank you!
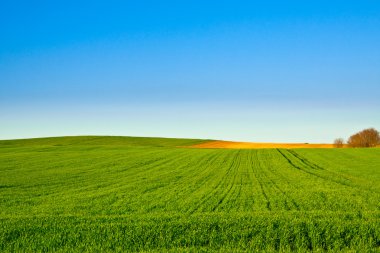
[0, 136, 379, 252]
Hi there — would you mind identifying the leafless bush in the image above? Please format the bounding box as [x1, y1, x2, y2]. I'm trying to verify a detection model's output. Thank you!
[333, 138, 344, 148]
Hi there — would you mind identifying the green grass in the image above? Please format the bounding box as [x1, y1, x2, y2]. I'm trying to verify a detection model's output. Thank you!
[0, 136, 379, 252]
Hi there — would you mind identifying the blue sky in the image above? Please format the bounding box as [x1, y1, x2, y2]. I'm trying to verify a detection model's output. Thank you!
[1, 1, 379, 142]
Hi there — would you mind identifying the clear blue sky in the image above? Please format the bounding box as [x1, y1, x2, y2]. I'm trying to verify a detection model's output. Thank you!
[1, 1, 379, 142]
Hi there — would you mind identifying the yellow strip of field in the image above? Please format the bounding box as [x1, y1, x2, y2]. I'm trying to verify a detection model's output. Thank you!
[189, 140, 338, 149]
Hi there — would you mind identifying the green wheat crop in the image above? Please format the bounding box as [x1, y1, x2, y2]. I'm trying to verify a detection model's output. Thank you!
[0, 136, 379, 252]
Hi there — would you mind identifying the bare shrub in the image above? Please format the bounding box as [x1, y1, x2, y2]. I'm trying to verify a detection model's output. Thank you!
[333, 138, 344, 148]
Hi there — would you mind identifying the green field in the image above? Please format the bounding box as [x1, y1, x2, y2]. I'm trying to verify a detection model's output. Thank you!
[0, 136, 379, 252]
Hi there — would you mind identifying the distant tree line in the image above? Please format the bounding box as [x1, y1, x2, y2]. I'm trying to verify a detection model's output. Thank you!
[334, 128, 380, 148]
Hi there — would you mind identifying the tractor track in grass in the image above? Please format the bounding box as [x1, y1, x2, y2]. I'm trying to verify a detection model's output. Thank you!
[263, 151, 302, 210]
[257, 151, 300, 210]
[250, 151, 272, 211]
[149, 151, 224, 211]
[248, 151, 273, 211]
[287, 149, 324, 170]
[211, 150, 242, 211]
[202, 150, 240, 212]
[187, 151, 239, 214]
[253, 150, 300, 211]
[277, 149, 359, 190]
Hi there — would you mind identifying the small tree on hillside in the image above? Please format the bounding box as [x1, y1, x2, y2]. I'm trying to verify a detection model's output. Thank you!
[333, 138, 344, 148]
[347, 128, 380, 148]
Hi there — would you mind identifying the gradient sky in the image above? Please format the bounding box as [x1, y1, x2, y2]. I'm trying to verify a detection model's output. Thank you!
[1, 1, 379, 142]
